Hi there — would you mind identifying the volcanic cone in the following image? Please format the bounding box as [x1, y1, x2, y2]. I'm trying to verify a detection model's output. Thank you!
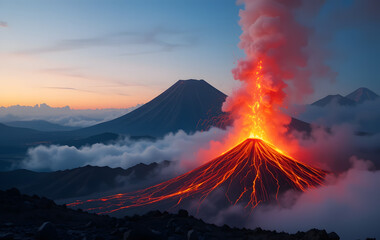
[69, 139, 326, 214]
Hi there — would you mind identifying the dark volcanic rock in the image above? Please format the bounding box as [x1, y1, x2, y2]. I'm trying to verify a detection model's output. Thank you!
[0, 232, 13, 240]
[123, 225, 162, 240]
[35, 222, 58, 240]
[0, 188, 342, 240]
[187, 229, 199, 240]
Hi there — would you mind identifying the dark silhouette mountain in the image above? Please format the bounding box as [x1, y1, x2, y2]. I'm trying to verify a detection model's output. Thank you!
[345, 87, 379, 103]
[59, 133, 121, 148]
[76, 79, 228, 137]
[0, 123, 82, 170]
[3, 120, 79, 132]
[312, 87, 379, 107]
[287, 117, 312, 134]
[311, 94, 356, 107]
[0, 161, 170, 200]
[0, 123, 55, 146]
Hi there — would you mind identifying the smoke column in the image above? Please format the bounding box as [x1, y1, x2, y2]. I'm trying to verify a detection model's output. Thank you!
[221, 0, 321, 152]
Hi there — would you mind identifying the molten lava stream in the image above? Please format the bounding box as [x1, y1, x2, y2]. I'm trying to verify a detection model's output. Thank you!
[68, 138, 327, 214]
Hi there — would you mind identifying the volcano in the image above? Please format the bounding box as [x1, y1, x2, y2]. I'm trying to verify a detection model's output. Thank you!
[68, 138, 326, 214]
[75, 79, 228, 137]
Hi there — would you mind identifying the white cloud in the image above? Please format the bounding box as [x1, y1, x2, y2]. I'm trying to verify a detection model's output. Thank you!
[250, 157, 380, 240]
[193, 158, 380, 240]
[19, 128, 227, 171]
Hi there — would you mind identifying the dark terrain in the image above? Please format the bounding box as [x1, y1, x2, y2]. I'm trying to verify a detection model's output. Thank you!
[2, 120, 79, 132]
[0, 161, 170, 200]
[0, 188, 341, 240]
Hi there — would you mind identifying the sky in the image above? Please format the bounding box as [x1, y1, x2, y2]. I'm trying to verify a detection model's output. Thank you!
[0, 0, 379, 109]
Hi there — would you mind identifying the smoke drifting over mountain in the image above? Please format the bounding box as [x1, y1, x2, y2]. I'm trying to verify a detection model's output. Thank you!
[296, 98, 380, 134]
[20, 128, 227, 171]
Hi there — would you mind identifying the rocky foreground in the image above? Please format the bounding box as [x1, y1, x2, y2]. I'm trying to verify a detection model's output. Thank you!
[0, 188, 341, 240]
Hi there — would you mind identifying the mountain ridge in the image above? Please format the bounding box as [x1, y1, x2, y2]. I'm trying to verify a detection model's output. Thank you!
[312, 87, 379, 107]
[0, 161, 171, 200]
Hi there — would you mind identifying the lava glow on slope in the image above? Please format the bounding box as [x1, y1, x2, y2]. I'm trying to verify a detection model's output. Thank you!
[68, 139, 326, 214]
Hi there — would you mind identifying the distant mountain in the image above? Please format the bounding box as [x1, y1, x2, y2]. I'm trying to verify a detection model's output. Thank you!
[287, 117, 312, 134]
[0, 123, 55, 146]
[312, 87, 379, 107]
[311, 94, 356, 107]
[345, 87, 379, 103]
[3, 120, 79, 132]
[59, 132, 121, 148]
[76, 79, 228, 137]
[0, 161, 170, 200]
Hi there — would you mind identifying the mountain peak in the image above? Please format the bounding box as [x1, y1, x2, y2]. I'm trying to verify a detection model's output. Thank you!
[78, 79, 227, 137]
[311, 94, 356, 107]
[346, 87, 379, 103]
[176, 79, 206, 83]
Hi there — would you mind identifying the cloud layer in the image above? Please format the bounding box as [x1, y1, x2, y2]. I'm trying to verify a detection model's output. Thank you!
[19, 128, 227, 172]
[0, 103, 139, 127]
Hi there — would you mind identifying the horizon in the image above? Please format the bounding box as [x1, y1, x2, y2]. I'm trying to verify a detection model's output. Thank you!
[1, 80, 378, 110]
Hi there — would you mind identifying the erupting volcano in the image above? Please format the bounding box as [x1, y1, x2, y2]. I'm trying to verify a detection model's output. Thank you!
[68, 138, 326, 214]
[69, 0, 329, 214]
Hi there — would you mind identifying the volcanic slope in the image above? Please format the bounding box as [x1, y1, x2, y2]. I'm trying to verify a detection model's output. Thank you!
[76, 79, 228, 137]
[69, 138, 326, 214]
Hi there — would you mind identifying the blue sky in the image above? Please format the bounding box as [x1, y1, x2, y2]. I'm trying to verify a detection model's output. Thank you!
[0, 0, 379, 108]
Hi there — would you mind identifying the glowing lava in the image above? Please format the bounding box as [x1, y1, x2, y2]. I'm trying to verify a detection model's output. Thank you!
[68, 139, 326, 214]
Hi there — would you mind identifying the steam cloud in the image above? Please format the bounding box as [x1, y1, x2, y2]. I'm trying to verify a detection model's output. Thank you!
[199, 158, 380, 240]
[221, 0, 334, 149]
[19, 128, 227, 171]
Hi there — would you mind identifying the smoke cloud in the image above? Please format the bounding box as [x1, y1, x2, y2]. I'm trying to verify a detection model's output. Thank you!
[284, 99, 380, 172]
[187, 158, 380, 240]
[19, 128, 227, 172]
[295, 98, 380, 134]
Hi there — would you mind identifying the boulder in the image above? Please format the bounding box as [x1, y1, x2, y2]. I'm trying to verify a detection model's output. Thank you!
[178, 209, 189, 218]
[35, 222, 58, 240]
[0, 232, 13, 240]
[123, 225, 162, 240]
[187, 230, 199, 240]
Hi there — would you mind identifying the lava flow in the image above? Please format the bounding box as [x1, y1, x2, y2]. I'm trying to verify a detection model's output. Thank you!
[68, 138, 326, 214]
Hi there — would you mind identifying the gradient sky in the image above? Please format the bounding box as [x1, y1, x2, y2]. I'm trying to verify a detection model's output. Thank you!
[0, 0, 379, 109]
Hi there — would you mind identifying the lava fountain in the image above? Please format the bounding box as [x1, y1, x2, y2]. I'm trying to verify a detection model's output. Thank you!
[68, 0, 327, 213]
